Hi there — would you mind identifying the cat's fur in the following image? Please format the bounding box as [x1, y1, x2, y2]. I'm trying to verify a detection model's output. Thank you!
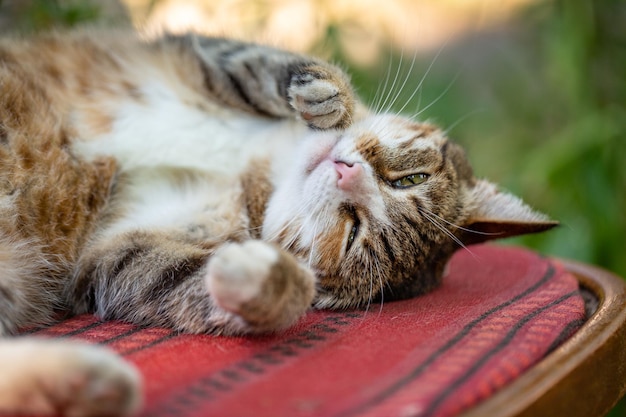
[0, 29, 556, 416]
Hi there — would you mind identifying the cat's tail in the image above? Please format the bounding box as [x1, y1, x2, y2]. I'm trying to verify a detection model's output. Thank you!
[0, 233, 65, 336]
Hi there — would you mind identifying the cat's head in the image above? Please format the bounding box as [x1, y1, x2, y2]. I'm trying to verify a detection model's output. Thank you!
[263, 114, 556, 308]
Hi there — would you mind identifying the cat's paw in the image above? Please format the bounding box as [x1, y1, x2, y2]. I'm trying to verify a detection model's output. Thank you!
[206, 241, 315, 332]
[288, 64, 355, 130]
[206, 240, 277, 314]
[0, 339, 141, 417]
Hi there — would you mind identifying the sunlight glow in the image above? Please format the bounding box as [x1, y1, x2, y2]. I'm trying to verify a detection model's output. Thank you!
[122, 0, 540, 63]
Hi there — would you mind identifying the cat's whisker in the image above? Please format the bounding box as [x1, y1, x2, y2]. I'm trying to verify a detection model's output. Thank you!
[411, 70, 460, 122]
[442, 108, 485, 136]
[419, 209, 477, 260]
[421, 209, 480, 261]
[372, 45, 396, 115]
[418, 209, 463, 245]
[397, 39, 448, 117]
[419, 207, 500, 238]
[372, 44, 395, 115]
[382, 49, 418, 115]
[377, 47, 405, 116]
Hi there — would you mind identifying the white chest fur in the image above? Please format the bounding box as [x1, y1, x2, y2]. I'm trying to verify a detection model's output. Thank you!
[73, 79, 301, 173]
[71, 77, 305, 237]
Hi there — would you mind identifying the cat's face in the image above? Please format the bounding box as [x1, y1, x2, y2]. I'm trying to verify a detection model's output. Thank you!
[263, 114, 555, 308]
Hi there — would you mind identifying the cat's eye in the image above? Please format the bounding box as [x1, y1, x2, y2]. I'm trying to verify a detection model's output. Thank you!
[390, 173, 430, 189]
[346, 216, 360, 252]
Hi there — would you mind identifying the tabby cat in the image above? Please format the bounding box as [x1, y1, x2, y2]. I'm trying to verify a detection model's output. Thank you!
[0, 29, 556, 416]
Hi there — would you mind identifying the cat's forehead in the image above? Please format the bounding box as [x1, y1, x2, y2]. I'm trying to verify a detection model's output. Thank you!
[344, 114, 449, 174]
[354, 114, 446, 149]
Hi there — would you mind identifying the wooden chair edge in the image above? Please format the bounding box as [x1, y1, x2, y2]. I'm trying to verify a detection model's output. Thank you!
[460, 259, 626, 417]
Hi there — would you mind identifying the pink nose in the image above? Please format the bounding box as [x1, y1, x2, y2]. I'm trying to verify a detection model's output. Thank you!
[334, 161, 362, 190]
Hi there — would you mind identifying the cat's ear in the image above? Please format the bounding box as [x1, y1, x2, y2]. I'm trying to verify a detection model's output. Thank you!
[458, 180, 558, 245]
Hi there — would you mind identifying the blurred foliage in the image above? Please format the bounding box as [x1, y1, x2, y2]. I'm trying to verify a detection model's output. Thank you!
[508, 0, 625, 280]
[0, 0, 624, 413]
[0, 0, 100, 31]
[0, 0, 130, 32]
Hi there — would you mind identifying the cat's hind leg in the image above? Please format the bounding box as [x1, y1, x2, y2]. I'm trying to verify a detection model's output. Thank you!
[0, 238, 141, 417]
[0, 235, 63, 335]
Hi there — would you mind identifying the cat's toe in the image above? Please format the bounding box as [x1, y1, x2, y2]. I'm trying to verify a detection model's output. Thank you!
[288, 65, 354, 130]
[206, 240, 277, 314]
[54, 348, 141, 417]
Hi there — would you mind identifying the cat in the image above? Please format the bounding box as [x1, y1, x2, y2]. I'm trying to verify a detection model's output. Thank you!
[0, 29, 556, 416]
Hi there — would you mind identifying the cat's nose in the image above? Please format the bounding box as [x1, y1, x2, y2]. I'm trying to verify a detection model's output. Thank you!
[334, 161, 363, 190]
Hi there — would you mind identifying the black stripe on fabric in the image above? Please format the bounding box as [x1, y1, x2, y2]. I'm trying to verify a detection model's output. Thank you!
[545, 317, 586, 355]
[148, 313, 359, 417]
[423, 290, 579, 416]
[58, 320, 104, 338]
[337, 261, 556, 417]
[121, 331, 177, 356]
[100, 326, 145, 345]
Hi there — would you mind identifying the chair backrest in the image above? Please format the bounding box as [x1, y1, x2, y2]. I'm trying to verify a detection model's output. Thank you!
[461, 259, 626, 417]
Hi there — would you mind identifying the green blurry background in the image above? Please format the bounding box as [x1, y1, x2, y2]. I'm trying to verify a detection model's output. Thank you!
[1, 0, 624, 414]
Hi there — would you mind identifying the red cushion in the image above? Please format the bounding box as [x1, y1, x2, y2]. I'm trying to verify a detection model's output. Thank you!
[25, 245, 585, 417]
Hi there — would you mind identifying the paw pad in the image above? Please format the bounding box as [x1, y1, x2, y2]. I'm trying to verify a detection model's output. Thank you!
[288, 67, 353, 129]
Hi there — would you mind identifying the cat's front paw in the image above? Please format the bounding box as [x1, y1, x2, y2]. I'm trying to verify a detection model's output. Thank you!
[0, 339, 141, 417]
[288, 64, 355, 130]
[206, 241, 315, 332]
[207, 241, 277, 314]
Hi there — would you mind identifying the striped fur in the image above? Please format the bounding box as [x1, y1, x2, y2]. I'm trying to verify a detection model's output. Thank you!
[0, 29, 555, 416]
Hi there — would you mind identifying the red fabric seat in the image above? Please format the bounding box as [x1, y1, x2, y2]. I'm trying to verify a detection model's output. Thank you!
[21, 245, 587, 417]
